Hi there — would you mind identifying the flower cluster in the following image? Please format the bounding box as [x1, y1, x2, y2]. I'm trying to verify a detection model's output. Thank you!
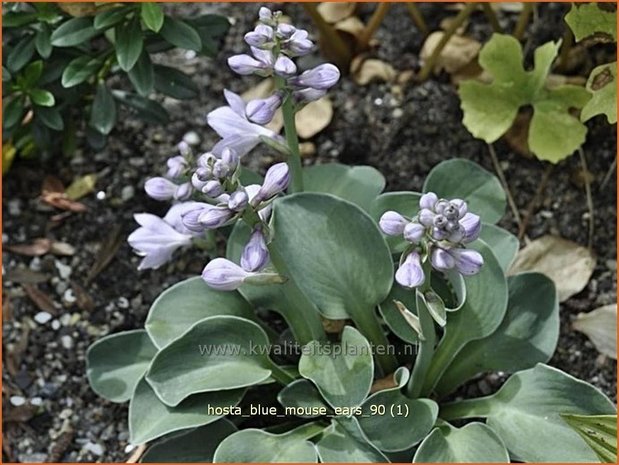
[379, 193, 483, 289]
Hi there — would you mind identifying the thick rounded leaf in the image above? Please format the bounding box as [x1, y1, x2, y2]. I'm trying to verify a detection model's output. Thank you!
[214, 425, 320, 463]
[160, 17, 201, 51]
[86, 330, 157, 403]
[141, 3, 164, 33]
[141, 420, 237, 463]
[50, 17, 99, 47]
[153, 65, 198, 100]
[271, 193, 393, 320]
[581, 62, 617, 124]
[303, 163, 385, 211]
[94, 7, 131, 30]
[90, 83, 116, 135]
[62, 56, 101, 88]
[378, 282, 420, 344]
[423, 241, 508, 394]
[7, 36, 35, 73]
[36, 107, 64, 131]
[437, 273, 558, 397]
[112, 91, 169, 125]
[299, 326, 373, 409]
[128, 51, 154, 97]
[478, 223, 519, 272]
[317, 417, 389, 463]
[130, 377, 244, 444]
[370, 191, 421, 254]
[146, 316, 272, 406]
[145, 276, 253, 349]
[413, 423, 509, 463]
[423, 159, 506, 224]
[116, 20, 144, 71]
[441, 364, 616, 462]
[277, 379, 329, 418]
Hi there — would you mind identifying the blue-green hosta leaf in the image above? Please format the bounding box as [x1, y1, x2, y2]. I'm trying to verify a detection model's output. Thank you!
[299, 326, 373, 409]
[141, 420, 237, 463]
[86, 329, 157, 403]
[130, 377, 244, 444]
[478, 223, 519, 272]
[581, 62, 617, 124]
[459, 34, 591, 163]
[146, 316, 273, 406]
[317, 417, 389, 463]
[303, 163, 385, 211]
[145, 276, 254, 349]
[562, 414, 617, 463]
[436, 272, 559, 397]
[277, 379, 330, 418]
[565, 3, 617, 42]
[413, 423, 509, 463]
[441, 364, 616, 462]
[213, 424, 321, 462]
[423, 159, 506, 224]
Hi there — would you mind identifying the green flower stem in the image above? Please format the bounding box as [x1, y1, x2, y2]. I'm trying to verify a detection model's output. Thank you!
[354, 310, 398, 377]
[421, 329, 461, 395]
[513, 2, 535, 41]
[406, 3, 429, 36]
[357, 3, 391, 50]
[275, 76, 304, 193]
[439, 397, 493, 421]
[289, 421, 330, 440]
[406, 261, 436, 398]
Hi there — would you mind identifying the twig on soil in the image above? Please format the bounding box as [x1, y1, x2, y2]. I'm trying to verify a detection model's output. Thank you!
[518, 164, 554, 241]
[126, 444, 146, 463]
[358, 3, 391, 50]
[557, 27, 574, 73]
[416, 2, 478, 82]
[406, 3, 429, 36]
[578, 147, 595, 250]
[487, 143, 523, 231]
[600, 156, 617, 191]
[87, 224, 123, 284]
[513, 2, 535, 41]
[481, 3, 503, 33]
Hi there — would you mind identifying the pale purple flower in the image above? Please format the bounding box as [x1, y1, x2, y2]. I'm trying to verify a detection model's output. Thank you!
[404, 222, 425, 243]
[202, 180, 224, 198]
[228, 189, 249, 211]
[276, 23, 296, 39]
[274, 56, 297, 77]
[246, 184, 272, 222]
[202, 258, 255, 291]
[192, 169, 210, 190]
[379, 211, 409, 236]
[290, 64, 340, 90]
[177, 141, 190, 156]
[199, 206, 235, 229]
[431, 248, 456, 271]
[145, 177, 178, 201]
[395, 252, 425, 289]
[244, 24, 274, 48]
[258, 7, 273, 23]
[128, 207, 194, 270]
[286, 29, 313, 56]
[166, 155, 187, 178]
[430, 247, 483, 276]
[253, 162, 290, 204]
[418, 208, 435, 227]
[460, 212, 481, 243]
[220, 148, 240, 172]
[246, 93, 283, 125]
[419, 192, 438, 210]
[181, 203, 213, 232]
[293, 87, 327, 103]
[241, 229, 269, 272]
[228, 47, 274, 77]
[174, 182, 193, 201]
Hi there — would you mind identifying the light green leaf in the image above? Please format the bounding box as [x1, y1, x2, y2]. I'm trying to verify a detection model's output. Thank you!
[436, 272, 559, 397]
[277, 379, 329, 418]
[50, 17, 99, 47]
[115, 19, 144, 72]
[86, 329, 157, 403]
[413, 423, 509, 463]
[90, 83, 116, 135]
[562, 414, 617, 463]
[160, 17, 202, 51]
[303, 163, 385, 211]
[141, 3, 164, 33]
[581, 62, 617, 124]
[214, 424, 320, 463]
[61, 56, 101, 88]
[145, 276, 254, 349]
[478, 223, 519, 273]
[146, 315, 273, 406]
[317, 417, 389, 463]
[128, 51, 154, 97]
[299, 326, 373, 409]
[565, 3, 617, 42]
[141, 420, 237, 463]
[423, 159, 506, 224]
[129, 377, 244, 444]
[442, 364, 616, 462]
[29, 89, 54, 107]
[370, 191, 422, 254]
[94, 6, 131, 30]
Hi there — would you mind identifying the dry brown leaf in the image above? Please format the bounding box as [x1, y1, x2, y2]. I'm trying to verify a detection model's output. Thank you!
[126, 444, 147, 463]
[509, 235, 596, 302]
[49, 241, 76, 256]
[22, 284, 57, 314]
[352, 58, 397, 85]
[7, 268, 49, 284]
[72, 282, 95, 312]
[420, 31, 481, 75]
[334, 16, 366, 40]
[7, 239, 52, 256]
[65, 173, 97, 201]
[295, 97, 333, 139]
[41, 176, 88, 213]
[3, 404, 38, 423]
[299, 142, 316, 158]
[573, 304, 617, 359]
[317, 2, 356, 23]
[57, 3, 97, 16]
[370, 371, 399, 394]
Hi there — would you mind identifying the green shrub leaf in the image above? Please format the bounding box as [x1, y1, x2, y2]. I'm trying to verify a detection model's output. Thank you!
[61, 56, 101, 88]
[94, 6, 131, 30]
[35, 106, 64, 131]
[112, 90, 169, 125]
[7, 35, 35, 73]
[581, 62, 617, 124]
[29, 89, 55, 107]
[90, 83, 116, 135]
[3, 97, 24, 129]
[277, 379, 329, 418]
[34, 25, 52, 59]
[160, 17, 202, 51]
[153, 65, 198, 100]
[50, 17, 99, 47]
[116, 19, 144, 72]
[141, 3, 164, 33]
[128, 51, 154, 97]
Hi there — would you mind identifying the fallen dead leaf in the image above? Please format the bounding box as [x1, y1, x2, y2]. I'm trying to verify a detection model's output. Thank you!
[573, 304, 617, 359]
[509, 235, 596, 302]
[7, 268, 49, 284]
[41, 176, 87, 213]
[299, 142, 316, 158]
[71, 281, 95, 312]
[334, 16, 366, 41]
[3, 403, 37, 423]
[65, 173, 97, 201]
[22, 284, 57, 314]
[126, 444, 147, 463]
[7, 239, 52, 256]
[2, 293, 12, 322]
[503, 111, 533, 158]
[351, 57, 397, 85]
[317, 2, 356, 23]
[420, 31, 481, 75]
[295, 97, 333, 139]
[394, 300, 424, 340]
[370, 371, 399, 394]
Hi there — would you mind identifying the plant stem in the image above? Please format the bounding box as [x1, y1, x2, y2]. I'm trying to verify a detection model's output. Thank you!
[557, 27, 574, 73]
[513, 2, 535, 41]
[440, 397, 493, 421]
[358, 3, 391, 50]
[406, 3, 429, 36]
[268, 359, 296, 385]
[578, 147, 595, 250]
[481, 3, 502, 33]
[280, 91, 304, 193]
[302, 3, 352, 70]
[417, 2, 478, 82]
[354, 309, 398, 377]
[488, 143, 523, 229]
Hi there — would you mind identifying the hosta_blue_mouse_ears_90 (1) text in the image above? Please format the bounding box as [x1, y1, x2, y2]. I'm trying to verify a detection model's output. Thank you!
[86, 6, 616, 465]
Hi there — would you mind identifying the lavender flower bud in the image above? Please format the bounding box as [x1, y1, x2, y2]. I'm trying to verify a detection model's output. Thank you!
[253, 162, 290, 204]
[435, 200, 450, 215]
[145, 177, 178, 201]
[379, 211, 409, 236]
[221, 148, 240, 169]
[166, 155, 187, 178]
[431, 248, 456, 271]
[404, 222, 426, 243]
[447, 224, 465, 243]
[293, 87, 327, 103]
[197, 152, 216, 169]
[258, 7, 273, 23]
[290, 64, 340, 90]
[432, 227, 448, 240]
[244, 24, 274, 48]
[395, 252, 425, 289]
[460, 212, 481, 243]
[451, 199, 467, 218]
[228, 54, 270, 76]
[202, 258, 253, 291]
[418, 209, 435, 227]
[174, 182, 193, 201]
[274, 56, 297, 77]
[192, 168, 211, 190]
[451, 248, 484, 275]
[433, 214, 448, 229]
[202, 180, 224, 198]
[198, 206, 234, 229]
[177, 141, 191, 156]
[228, 189, 249, 211]
[277, 23, 296, 38]
[246, 93, 283, 125]
[241, 229, 269, 272]
[181, 203, 212, 232]
[287, 29, 313, 56]
[419, 192, 438, 210]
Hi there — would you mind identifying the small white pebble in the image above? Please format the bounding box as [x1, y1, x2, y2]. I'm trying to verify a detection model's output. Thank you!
[124, 444, 137, 454]
[121, 185, 135, 202]
[84, 442, 105, 456]
[117, 297, 129, 309]
[183, 131, 200, 146]
[31, 397, 43, 406]
[51, 320, 61, 330]
[34, 312, 53, 324]
[60, 335, 74, 350]
[96, 191, 107, 201]
[374, 97, 383, 106]
[392, 108, 404, 118]
[10, 396, 26, 406]
[55, 260, 72, 280]
[63, 289, 76, 304]
[184, 50, 197, 60]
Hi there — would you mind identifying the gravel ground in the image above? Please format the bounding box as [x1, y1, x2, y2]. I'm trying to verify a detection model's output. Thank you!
[2, 3, 616, 462]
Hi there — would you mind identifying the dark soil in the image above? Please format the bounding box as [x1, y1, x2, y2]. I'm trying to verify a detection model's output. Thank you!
[3, 3, 616, 462]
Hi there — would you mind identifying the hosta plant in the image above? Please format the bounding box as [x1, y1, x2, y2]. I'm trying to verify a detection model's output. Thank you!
[87, 8, 615, 463]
